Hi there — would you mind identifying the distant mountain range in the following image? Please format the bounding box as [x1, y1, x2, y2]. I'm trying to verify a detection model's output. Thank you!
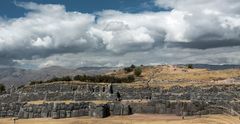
[0, 66, 117, 87]
[184, 64, 240, 70]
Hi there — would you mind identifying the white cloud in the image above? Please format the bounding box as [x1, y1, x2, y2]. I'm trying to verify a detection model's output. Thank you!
[155, 0, 240, 42]
[0, 2, 96, 51]
[1, 1, 240, 68]
[32, 36, 53, 48]
[90, 24, 154, 53]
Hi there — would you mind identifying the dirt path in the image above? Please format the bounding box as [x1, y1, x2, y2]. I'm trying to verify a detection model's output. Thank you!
[1, 114, 240, 124]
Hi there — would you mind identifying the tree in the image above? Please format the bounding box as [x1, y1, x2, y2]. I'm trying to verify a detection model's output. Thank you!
[134, 67, 142, 76]
[130, 64, 136, 69]
[124, 64, 136, 73]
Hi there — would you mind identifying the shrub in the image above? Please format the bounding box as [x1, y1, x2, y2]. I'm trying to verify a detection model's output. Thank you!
[187, 64, 193, 69]
[0, 84, 6, 93]
[47, 76, 72, 82]
[124, 64, 136, 73]
[73, 74, 135, 83]
[124, 67, 133, 73]
[134, 67, 142, 76]
[130, 64, 136, 69]
[126, 75, 135, 82]
[29, 80, 43, 85]
[60, 76, 72, 81]
[17, 85, 25, 89]
[29, 73, 135, 85]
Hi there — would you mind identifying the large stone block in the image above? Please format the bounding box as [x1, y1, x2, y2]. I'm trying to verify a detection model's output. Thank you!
[28, 112, 33, 118]
[7, 110, 14, 117]
[71, 110, 79, 117]
[111, 103, 123, 115]
[41, 111, 48, 118]
[141, 105, 156, 113]
[92, 104, 110, 118]
[79, 109, 88, 116]
[34, 112, 41, 118]
[123, 105, 132, 115]
[17, 109, 24, 118]
[66, 110, 71, 118]
[23, 111, 29, 118]
[60, 110, 66, 118]
[52, 111, 60, 119]
[0, 111, 7, 117]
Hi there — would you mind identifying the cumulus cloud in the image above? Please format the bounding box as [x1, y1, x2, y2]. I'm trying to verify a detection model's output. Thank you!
[155, 0, 240, 42]
[0, 1, 240, 68]
[0, 2, 97, 57]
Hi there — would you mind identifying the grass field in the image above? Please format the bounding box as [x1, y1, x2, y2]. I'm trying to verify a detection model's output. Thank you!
[1, 114, 240, 124]
[107, 65, 240, 89]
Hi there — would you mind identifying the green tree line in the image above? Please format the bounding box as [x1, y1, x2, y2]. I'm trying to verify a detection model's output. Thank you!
[30, 75, 135, 85]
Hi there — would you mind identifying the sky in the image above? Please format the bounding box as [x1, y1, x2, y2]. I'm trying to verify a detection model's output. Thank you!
[0, 0, 240, 69]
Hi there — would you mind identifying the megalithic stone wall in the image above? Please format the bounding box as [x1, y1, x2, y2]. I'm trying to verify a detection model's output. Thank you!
[1, 82, 240, 118]
[0, 100, 240, 119]
[0, 102, 132, 119]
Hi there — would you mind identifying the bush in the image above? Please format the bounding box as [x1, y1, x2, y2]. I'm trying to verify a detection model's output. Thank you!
[17, 85, 25, 89]
[0, 84, 6, 93]
[29, 73, 135, 85]
[124, 64, 136, 73]
[187, 64, 193, 69]
[60, 76, 72, 81]
[134, 67, 142, 76]
[29, 76, 73, 85]
[73, 74, 135, 83]
[30, 80, 44, 85]
[124, 67, 133, 73]
[130, 64, 136, 69]
[126, 75, 135, 82]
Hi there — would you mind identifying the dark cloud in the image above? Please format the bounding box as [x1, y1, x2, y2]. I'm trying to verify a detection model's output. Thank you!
[166, 40, 240, 49]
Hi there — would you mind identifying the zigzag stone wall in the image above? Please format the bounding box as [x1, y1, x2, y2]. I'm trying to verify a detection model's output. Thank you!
[1, 82, 240, 118]
[0, 102, 132, 119]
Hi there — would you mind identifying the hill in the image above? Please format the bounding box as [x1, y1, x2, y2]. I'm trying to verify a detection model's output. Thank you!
[0, 66, 117, 87]
[109, 64, 240, 87]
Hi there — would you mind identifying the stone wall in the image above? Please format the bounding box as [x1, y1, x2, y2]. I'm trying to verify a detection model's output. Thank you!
[1, 82, 240, 118]
[0, 102, 131, 119]
[0, 100, 239, 119]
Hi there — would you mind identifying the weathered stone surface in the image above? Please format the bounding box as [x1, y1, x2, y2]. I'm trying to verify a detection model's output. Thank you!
[71, 110, 79, 117]
[91, 104, 110, 118]
[52, 111, 60, 119]
[23, 111, 29, 118]
[1, 83, 240, 119]
[59, 110, 66, 118]
[66, 110, 71, 118]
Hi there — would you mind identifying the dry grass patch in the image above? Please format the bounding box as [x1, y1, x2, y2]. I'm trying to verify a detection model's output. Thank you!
[27, 100, 111, 105]
[1, 114, 240, 124]
[110, 65, 240, 85]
